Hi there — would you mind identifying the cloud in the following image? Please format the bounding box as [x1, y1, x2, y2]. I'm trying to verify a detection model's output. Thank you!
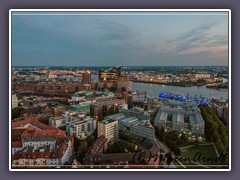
[12, 14, 228, 66]
[163, 22, 228, 55]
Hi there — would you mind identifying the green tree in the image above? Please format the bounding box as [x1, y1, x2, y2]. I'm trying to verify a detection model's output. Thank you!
[12, 107, 24, 119]
[180, 133, 188, 143]
[121, 87, 126, 92]
[86, 135, 95, 147]
[77, 141, 88, 162]
[166, 152, 173, 165]
[102, 104, 108, 117]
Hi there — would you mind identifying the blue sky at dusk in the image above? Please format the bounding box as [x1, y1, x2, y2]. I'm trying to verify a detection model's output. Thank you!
[11, 11, 229, 66]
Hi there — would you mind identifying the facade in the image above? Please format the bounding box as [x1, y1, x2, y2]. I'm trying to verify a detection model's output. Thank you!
[53, 106, 67, 116]
[11, 118, 74, 168]
[82, 70, 91, 84]
[13, 81, 88, 94]
[66, 116, 97, 139]
[212, 98, 229, 124]
[83, 135, 108, 165]
[154, 100, 205, 140]
[69, 104, 90, 113]
[12, 94, 18, 109]
[195, 73, 211, 79]
[99, 66, 123, 81]
[90, 98, 126, 116]
[106, 108, 156, 143]
[49, 116, 65, 128]
[147, 98, 162, 114]
[97, 66, 132, 91]
[97, 119, 119, 142]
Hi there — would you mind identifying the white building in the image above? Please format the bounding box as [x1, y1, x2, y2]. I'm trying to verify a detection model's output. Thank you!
[106, 108, 156, 142]
[12, 94, 18, 109]
[66, 116, 96, 139]
[97, 119, 119, 142]
[49, 117, 65, 128]
[11, 120, 74, 167]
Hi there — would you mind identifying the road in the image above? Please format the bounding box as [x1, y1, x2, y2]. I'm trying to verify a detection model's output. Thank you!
[155, 139, 169, 153]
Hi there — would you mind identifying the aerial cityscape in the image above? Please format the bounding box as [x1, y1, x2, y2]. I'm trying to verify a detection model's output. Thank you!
[10, 11, 229, 170]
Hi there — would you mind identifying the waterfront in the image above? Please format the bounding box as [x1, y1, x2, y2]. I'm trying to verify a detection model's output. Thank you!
[90, 74, 228, 100]
[132, 82, 228, 100]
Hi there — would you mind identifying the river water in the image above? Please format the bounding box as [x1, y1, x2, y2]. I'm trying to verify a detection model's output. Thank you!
[92, 74, 228, 100]
[132, 82, 228, 100]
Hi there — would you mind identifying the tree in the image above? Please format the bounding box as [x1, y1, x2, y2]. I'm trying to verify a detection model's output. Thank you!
[77, 141, 88, 162]
[86, 111, 90, 116]
[174, 146, 181, 156]
[90, 109, 94, 118]
[98, 114, 104, 121]
[12, 107, 24, 119]
[109, 87, 116, 92]
[180, 133, 188, 143]
[154, 126, 159, 138]
[166, 152, 173, 165]
[102, 104, 108, 117]
[121, 87, 126, 92]
[86, 135, 95, 147]
[92, 128, 98, 139]
[199, 104, 228, 154]
[74, 136, 82, 151]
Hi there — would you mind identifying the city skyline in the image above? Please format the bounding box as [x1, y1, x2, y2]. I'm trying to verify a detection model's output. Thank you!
[12, 11, 229, 66]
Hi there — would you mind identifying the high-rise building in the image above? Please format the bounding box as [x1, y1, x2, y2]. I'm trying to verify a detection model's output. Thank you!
[82, 70, 91, 84]
[97, 119, 118, 142]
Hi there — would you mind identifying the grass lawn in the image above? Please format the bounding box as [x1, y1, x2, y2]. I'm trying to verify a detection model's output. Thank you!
[180, 144, 218, 166]
[179, 140, 197, 147]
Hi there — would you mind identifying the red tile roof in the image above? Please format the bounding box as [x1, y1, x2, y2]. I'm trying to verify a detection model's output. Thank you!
[11, 118, 74, 162]
[12, 141, 22, 148]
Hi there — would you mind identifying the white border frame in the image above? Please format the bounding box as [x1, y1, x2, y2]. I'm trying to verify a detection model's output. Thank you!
[9, 9, 231, 172]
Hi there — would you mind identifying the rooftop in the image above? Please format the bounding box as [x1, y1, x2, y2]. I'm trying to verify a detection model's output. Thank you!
[99, 119, 116, 124]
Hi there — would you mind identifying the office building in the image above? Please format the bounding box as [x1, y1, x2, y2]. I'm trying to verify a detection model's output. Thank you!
[106, 108, 156, 143]
[97, 119, 119, 142]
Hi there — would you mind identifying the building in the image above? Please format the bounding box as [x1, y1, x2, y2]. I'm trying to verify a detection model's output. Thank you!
[195, 73, 211, 79]
[11, 118, 74, 168]
[49, 116, 65, 128]
[82, 70, 91, 84]
[47, 71, 57, 79]
[13, 81, 87, 94]
[97, 119, 119, 142]
[66, 116, 97, 139]
[12, 94, 18, 109]
[99, 66, 123, 81]
[147, 98, 162, 114]
[106, 108, 156, 143]
[90, 98, 126, 116]
[97, 66, 132, 91]
[212, 98, 229, 124]
[83, 135, 108, 165]
[154, 100, 205, 140]
[69, 104, 90, 113]
[53, 106, 67, 116]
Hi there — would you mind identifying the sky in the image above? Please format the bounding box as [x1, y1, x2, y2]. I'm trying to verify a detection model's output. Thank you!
[11, 11, 229, 66]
